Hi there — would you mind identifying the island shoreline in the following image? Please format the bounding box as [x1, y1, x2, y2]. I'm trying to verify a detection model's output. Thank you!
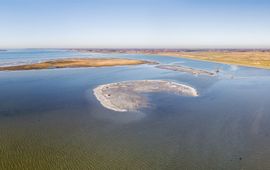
[0, 58, 156, 71]
[93, 80, 198, 112]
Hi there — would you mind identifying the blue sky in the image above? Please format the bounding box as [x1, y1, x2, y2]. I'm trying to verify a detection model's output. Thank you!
[0, 0, 270, 48]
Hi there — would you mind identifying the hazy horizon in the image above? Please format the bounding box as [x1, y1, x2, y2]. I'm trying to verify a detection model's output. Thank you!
[1, 0, 270, 49]
[2, 47, 270, 50]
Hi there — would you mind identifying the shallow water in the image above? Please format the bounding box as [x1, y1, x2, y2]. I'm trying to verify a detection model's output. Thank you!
[0, 49, 270, 169]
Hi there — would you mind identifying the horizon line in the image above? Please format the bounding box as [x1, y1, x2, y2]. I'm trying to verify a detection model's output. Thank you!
[2, 47, 270, 50]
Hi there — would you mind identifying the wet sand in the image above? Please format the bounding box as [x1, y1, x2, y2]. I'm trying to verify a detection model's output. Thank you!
[93, 80, 198, 112]
[0, 58, 155, 71]
[156, 65, 216, 76]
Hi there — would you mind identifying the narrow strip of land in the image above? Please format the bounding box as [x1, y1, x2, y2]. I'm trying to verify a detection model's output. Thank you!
[0, 58, 155, 71]
[156, 64, 216, 76]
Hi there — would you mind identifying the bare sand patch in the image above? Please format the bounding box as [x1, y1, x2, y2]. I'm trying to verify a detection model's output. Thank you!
[156, 65, 216, 76]
[93, 80, 198, 112]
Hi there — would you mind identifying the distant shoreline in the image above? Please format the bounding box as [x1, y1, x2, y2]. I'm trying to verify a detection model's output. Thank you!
[74, 49, 270, 69]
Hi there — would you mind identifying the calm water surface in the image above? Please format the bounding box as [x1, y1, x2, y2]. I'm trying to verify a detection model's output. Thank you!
[0, 49, 270, 169]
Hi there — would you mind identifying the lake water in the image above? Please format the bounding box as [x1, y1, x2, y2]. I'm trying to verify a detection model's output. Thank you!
[0, 49, 270, 169]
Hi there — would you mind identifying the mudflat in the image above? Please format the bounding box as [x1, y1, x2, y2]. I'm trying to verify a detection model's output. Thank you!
[93, 80, 198, 112]
[156, 64, 216, 76]
[0, 58, 154, 71]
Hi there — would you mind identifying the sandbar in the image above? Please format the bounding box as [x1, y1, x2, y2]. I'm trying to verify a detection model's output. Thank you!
[156, 64, 216, 76]
[0, 58, 155, 71]
[93, 80, 198, 112]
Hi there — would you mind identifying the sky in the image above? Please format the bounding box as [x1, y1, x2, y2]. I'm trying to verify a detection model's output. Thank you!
[0, 0, 270, 49]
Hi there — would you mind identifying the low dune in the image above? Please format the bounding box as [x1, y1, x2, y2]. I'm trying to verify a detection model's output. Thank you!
[93, 80, 198, 112]
[0, 58, 155, 71]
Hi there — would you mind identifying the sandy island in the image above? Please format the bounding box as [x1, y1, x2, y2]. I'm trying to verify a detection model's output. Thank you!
[93, 80, 198, 112]
[0, 58, 156, 71]
[156, 64, 216, 76]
